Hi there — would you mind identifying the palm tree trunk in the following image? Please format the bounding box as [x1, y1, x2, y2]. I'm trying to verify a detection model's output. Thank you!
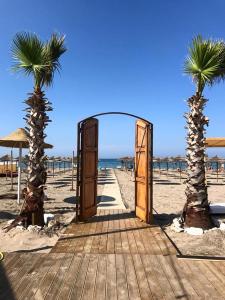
[21, 89, 51, 226]
[183, 93, 212, 229]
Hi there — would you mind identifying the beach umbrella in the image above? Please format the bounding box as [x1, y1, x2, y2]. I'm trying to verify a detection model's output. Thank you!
[208, 156, 225, 182]
[0, 154, 11, 182]
[0, 128, 53, 204]
[173, 156, 186, 181]
[161, 157, 169, 176]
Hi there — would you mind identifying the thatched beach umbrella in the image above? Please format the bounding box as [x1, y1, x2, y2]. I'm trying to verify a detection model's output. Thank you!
[173, 156, 186, 181]
[120, 156, 134, 171]
[0, 128, 53, 204]
[208, 156, 225, 182]
[153, 157, 162, 175]
[161, 157, 169, 176]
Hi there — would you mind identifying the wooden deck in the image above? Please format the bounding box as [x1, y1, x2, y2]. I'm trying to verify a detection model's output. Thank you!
[1, 209, 225, 299]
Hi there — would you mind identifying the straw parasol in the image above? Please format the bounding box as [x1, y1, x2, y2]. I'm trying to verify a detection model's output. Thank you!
[0, 128, 53, 204]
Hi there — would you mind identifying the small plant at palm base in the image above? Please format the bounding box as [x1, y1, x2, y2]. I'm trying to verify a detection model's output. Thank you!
[182, 35, 225, 229]
[10, 32, 66, 227]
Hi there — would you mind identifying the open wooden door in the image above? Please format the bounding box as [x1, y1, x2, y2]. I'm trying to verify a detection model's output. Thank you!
[79, 118, 98, 220]
[135, 119, 152, 223]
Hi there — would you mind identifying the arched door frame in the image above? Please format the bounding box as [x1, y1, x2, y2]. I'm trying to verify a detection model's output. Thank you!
[76, 112, 153, 222]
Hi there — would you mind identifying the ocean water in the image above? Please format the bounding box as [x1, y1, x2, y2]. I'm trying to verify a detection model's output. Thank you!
[21, 159, 223, 171]
[98, 159, 125, 169]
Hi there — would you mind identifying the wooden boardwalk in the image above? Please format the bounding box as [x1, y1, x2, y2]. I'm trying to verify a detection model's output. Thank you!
[1, 210, 225, 299]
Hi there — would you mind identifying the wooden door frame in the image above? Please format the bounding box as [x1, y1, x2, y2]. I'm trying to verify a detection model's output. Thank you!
[76, 112, 153, 223]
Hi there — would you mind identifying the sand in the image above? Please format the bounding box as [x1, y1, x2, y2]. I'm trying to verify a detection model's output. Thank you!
[115, 168, 225, 256]
[1, 167, 225, 256]
[0, 170, 78, 253]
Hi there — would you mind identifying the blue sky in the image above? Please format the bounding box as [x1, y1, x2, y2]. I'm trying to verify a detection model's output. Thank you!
[0, 0, 225, 158]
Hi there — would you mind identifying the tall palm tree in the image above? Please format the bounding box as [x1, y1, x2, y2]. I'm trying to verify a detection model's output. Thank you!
[183, 35, 225, 229]
[12, 32, 66, 226]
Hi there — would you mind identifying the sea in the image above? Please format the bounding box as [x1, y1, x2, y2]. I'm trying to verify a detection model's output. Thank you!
[21, 159, 222, 171]
[46, 159, 188, 170]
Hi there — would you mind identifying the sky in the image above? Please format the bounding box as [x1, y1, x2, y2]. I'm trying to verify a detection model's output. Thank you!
[0, 0, 225, 158]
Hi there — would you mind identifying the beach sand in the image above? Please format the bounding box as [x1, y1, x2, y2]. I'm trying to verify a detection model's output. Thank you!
[115, 168, 225, 256]
[1, 168, 225, 256]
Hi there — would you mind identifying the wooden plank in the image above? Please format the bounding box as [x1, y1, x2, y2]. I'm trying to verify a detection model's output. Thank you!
[106, 254, 117, 299]
[119, 211, 130, 253]
[157, 255, 189, 299]
[94, 254, 107, 300]
[123, 254, 141, 300]
[197, 261, 225, 298]
[44, 253, 74, 299]
[70, 254, 90, 299]
[116, 254, 129, 300]
[11, 254, 44, 299]
[153, 227, 176, 255]
[19, 254, 56, 300]
[134, 218, 157, 255]
[0, 252, 18, 268]
[114, 211, 122, 254]
[75, 222, 92, 253]
[81, 254, 99, 299]
[1, 253, 40, 297]
[132, 254, 153, 299]
[173, 258, 200, 298]
[68, 222, 88, 253]
[106, 211, 115, 254]
[91, 209, 104, 253]
[148, 255, 175, 299]
[183, 259, 217, 298]
[32, 253, 64, 299]
[83, 216, 98, 253]
[130, 218, 145, 254]
[141, 254, 165, 299]
[56, 253, 83, 300]
[55, 223, 83, 253]
[193, 260, 223, 298]
[125, 213, 138, 254]
[207, 261, 225, 286]
[98, 210, 109, 254]
[149, 227, 171, 256]
[0, 253, 24, 298]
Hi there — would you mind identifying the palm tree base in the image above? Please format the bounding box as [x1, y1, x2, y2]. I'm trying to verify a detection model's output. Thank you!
[23, 210, 45, 227]
[184, 206, 213, 229]
[21, 187, 45, 227]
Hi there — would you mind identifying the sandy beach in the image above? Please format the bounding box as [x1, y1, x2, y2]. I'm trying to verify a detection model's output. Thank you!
[1, 168, 225, 256]
[116, 168, 225, 256]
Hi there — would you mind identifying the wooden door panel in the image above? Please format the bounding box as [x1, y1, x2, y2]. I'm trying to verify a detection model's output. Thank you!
[135, 120, 150, 223]
[80, 118, 98, 220]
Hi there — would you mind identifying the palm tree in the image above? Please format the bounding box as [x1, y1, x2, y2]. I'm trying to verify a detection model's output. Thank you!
[183, 36, 225, 229]
[12, 32, 66, 226]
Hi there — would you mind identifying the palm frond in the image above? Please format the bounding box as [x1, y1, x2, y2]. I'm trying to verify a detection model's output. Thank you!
[42, 34, 67, 86]
[11, 32, 66, 88]
[184, 35, 224, 93]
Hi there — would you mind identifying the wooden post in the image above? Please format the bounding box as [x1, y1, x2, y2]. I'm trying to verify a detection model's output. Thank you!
[217, 161, 219, 182]
[17, 144, 22, 205]
[53, 159, 55, 178]
[10, 149, 14, 191]
[71, 151, 75, 191]
[5, 161, 8, 181]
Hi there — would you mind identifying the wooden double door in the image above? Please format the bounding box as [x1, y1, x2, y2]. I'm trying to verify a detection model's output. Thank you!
[77, 118, 153, 223]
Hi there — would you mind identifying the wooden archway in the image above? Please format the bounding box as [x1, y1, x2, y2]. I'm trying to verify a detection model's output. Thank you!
[76, 112, 153, 224]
